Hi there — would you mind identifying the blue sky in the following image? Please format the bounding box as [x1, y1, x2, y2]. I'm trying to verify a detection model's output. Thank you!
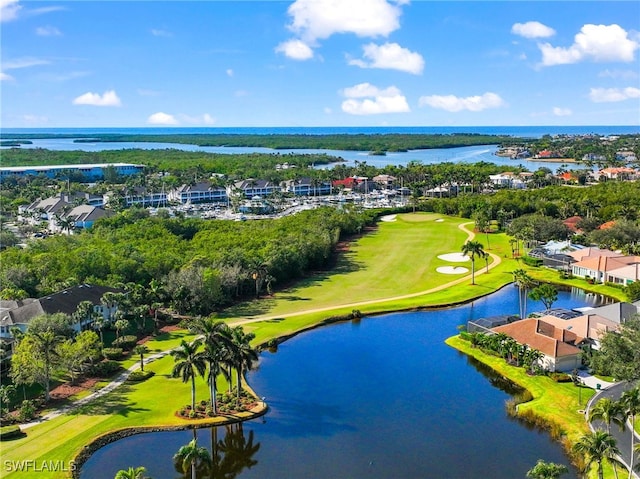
[1, 0, 639, 128]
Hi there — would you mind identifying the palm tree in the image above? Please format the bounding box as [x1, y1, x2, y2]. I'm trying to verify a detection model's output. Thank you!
[620, 386, 640, 479]
[572, 430, 622, 479]
[171, 339, 206, 411]
[461, 240, 485, 285]
[513, 269, 534, 319]
[589, 397, 626, 479]
[526, 459, 569, 479]
[133, 344, 149, 372]
[188, 318, 232, 414]
[114, 466, 148, 479]
[229, 326, 259, 401]
[174, 438, 211, 479]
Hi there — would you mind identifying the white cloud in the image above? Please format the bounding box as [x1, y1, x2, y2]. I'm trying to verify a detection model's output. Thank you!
[147, 112, 179, 125]
[275, 39, 314, 60]
[226, 69, 234, 77]
[589, 87, 640, 103]
[598, 68, 639, 80]
[341, 82, 410, 115]
[2, 57, 50, 70]
[286, 0, 404, 43]
[349, 42, 424, 74]
[151, 28, 173, 37]
[0, 72, 14, 81]
[539, 24, 639, 66]
[0, 0, 21, 22]
[418, 92, 505, 112]
[36, 25, 61, 36]
[72, 90, 122, 107]
[552, 107, 572, 116]
[511, 21, 555, 39]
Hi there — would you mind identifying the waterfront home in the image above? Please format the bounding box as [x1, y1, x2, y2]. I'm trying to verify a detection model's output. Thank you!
[53, 205, 112, 232]
[169, 181, 227, 204]
[571, 252, 640, 285]
[233, 179, 281, 198]
[488, 172, 528, 189]
[597, 167, 639, 181]
[282, 177, 332, 196]
[492, 318, 583, 372]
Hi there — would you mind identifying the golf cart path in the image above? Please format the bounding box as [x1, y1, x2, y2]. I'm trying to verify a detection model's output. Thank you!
[233, 221, 502, 326]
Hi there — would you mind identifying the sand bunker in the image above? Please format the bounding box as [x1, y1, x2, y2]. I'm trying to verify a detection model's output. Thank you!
[437, 266, 469, 275]
[437, 252, 470, 262]
[380, 214, 397, 222]
[435, 218, 444, 222]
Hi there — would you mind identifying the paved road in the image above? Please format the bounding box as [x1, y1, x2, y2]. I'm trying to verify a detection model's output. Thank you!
[586, 380, 640, 478]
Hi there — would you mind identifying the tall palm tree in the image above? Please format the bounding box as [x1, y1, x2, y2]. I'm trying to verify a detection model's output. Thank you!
[229, 326, 259, 401]
[461, 240, 486, 285]
[114, 466, 148, 479]
[620, 386, 640, 479]
[174, 438, 211, 479]
[171, 339, 206, 411]
[513, 269, 534, 319]
[572, 430, 622, 479]
[589, 398, 626, 479]
[133, 344, 149, 372]
[526, 459, 569, 479]
[188, 317, 232, 414]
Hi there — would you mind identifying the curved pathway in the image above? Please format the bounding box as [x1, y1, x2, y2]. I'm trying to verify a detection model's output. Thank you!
[586, 380, 640, 478]
[234, 222, 502, 325]
[21, 220, 500, 428]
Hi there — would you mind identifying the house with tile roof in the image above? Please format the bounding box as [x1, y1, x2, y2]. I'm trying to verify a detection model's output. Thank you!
[492, 318, 583, 372]
[571, 253, 640, 284]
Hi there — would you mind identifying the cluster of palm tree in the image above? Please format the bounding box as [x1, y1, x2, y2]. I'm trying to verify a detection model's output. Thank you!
[579, 385, 640, 478]
[513, 269, 534, 319]
[470, 331, 544, 372]
[171, 318, 259, 415]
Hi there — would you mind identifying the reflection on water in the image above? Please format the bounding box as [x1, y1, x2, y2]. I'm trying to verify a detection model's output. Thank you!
[82, 286, 597, 478]
[173, 424, 260, 479]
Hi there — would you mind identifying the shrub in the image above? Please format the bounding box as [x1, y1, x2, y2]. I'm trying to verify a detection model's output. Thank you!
[18, 400, 36, 422]
[126, 370, 155, 382]
[522, 256, 543, 267]
[0, 425, 22, 440]
[459, 331, 472, 341]
[88, 360, 122, 377]
[102, 347, 124, 360]
[549, 372, 572, 382]
[188, 410, 197, 419]
[111, 335, 137, 350]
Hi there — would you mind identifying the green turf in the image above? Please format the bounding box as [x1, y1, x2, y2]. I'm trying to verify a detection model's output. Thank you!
[0, 213, 622, 478]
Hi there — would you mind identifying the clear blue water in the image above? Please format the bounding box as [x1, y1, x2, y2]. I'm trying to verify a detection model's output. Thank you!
[3, 126, 637, 173]
[80, 285, 604, 479]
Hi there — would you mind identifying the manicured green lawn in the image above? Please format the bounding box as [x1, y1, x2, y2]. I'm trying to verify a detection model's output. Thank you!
[1, 213, 622, 478]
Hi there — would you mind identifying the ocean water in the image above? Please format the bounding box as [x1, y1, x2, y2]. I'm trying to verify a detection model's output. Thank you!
[2, 125, 639, 138]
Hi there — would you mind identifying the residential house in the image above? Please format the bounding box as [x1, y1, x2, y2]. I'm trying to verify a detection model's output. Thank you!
[570, 249, 640, 284]
[282, 177, 332, 196]
[372, 174, 396, 189]
[169, 181, 227, 204]
[492, 318, 584, 372]
[489, 172, 528, 189]
[0, 284, 122, 356]
[57, 205, 112, 232]
[597, 167, 639, 180]
[233, 179, 281, 198]
[586, 302, 639, 324]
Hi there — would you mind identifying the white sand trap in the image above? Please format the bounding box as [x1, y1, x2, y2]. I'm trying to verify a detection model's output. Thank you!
[380, 214, 397, 222]
[437, 252, 470, 262]
[437, 266, 469, 274]
[435, 218, 444, 222]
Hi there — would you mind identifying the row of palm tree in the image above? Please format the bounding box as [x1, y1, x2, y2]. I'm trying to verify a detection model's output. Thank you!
[470, 331, 544, 372]
[585, 386, 640, 479]
[171, 318, 259, 414]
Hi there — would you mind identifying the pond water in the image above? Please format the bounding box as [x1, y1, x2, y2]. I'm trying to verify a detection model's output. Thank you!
[80, 285, 604, 479]
[7, 139, 567, 172]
